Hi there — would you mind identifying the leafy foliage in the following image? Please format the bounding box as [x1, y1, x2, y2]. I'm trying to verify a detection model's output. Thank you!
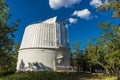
[0, 0, 20, 75]
[98, 0, 120, 18]
[71, 0, 120, 75]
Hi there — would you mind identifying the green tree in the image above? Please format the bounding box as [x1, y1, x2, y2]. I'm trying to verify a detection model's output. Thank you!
[94, 0, 120, 75]
[11, 43, 19, 72]
[85, 39, 100, 73]
[98, 0, 120, 18]
[0, 0, 19, 75]
[71, 41, 82, 72]
[96, 22, 120, 75]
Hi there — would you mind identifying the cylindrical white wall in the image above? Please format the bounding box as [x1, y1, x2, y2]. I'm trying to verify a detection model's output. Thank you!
[17, 49, 57, 71]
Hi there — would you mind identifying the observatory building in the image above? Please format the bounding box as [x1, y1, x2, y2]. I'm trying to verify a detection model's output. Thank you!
[16, 17, 70, 71]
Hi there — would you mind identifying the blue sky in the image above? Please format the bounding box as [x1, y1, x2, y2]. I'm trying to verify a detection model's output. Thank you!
[6, 0, 118, 50]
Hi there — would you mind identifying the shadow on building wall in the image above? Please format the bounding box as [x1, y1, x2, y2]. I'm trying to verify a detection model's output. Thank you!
[18, 59, 53, 72]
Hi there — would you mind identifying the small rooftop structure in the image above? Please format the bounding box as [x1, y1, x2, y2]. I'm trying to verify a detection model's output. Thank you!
[42, 16, 57, 23]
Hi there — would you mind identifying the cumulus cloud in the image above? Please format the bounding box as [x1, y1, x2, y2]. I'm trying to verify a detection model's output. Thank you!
[90, 0, 103, 8]
[49, 0, 81, 9]
[69, 18, 78, 23]
[72, 9, 92, 20]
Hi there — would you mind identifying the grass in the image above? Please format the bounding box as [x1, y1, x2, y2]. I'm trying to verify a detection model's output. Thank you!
[0, 72, 118, 80]
[81, 76, 117, 80]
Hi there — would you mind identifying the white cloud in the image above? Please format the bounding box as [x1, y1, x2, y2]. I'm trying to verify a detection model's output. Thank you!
[49, 0, 81, 9]
[90, 0, 103, 8]
[104, 0, 109, 4]
[65, 24, 69, 28]
[69, 18, 78, 23]
[72, 9, 92, 20]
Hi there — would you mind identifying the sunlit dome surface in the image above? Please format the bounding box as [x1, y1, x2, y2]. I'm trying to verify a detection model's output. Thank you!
[42, 16, 57, 23]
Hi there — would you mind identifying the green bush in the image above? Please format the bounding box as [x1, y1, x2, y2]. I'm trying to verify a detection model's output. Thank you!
[0, 69, 15, 76]
[0, 72, 69, 80]
[0, 72, 117, 80]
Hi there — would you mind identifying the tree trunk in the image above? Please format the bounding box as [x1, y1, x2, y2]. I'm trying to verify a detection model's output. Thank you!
[97, 62, 110, 75]
[90, 67, 91, 73]
[105, 68, 110, 76]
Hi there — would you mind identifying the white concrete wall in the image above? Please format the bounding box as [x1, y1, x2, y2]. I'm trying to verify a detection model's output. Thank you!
[16, 48, 70, 71]
[17, 49, 57, 71]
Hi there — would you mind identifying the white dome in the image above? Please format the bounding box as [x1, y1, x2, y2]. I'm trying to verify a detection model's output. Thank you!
[20, 18, 68, 49]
